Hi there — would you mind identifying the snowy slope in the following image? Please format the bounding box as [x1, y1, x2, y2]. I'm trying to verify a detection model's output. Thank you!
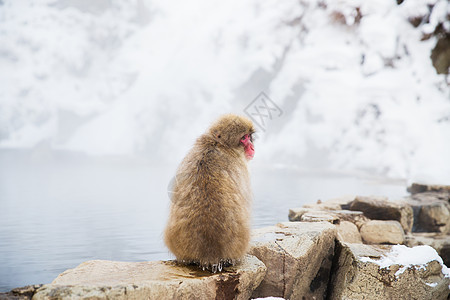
[0, 0, 449, 183]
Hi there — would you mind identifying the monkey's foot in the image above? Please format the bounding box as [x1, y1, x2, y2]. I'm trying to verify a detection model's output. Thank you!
[179, 259, 240, 273]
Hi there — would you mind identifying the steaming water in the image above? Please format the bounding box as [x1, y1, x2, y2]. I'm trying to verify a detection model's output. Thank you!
[0, 150, 407, 292]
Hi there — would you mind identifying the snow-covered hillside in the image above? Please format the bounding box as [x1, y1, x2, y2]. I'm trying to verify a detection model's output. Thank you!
[0, 0, 449, 183]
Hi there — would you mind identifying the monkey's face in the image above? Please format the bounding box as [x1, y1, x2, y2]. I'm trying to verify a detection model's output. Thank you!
[240, 134, 255, 160]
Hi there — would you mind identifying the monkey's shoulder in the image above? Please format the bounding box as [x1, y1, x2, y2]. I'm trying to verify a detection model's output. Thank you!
[181, 137, 239, 172]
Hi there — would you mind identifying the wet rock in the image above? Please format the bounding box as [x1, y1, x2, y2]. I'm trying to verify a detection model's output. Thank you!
[33, 255, 266, 300]
[405, 233, 450, 266]
[337, 221, 362, 244]
[0, 285, 42, 300]
[349, 196, 414, 232]
[328, 242, 450, 300]
[249, 222, 336, 300]
[360, 220, 405, 245]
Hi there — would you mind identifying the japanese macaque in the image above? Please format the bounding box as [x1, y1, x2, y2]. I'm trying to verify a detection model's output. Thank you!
[164, 114, 255, 273]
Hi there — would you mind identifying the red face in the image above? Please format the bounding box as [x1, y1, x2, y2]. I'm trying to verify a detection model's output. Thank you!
[240, 134, 255, 160]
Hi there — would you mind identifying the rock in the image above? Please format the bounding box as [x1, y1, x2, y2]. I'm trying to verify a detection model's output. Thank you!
[406, 193, 450, 234]
[302, 195, 355, 211]
[296, 209, 340, 223]
[289, 208, 369, 229]
[288, 208, 336, 223]
[0, 285, 42, 300]
[360, 220, 405, 245]
[405, 233, 450, 266]
[249, 222, 336, 300]
[408, 183, 450, 195]
[349, 196, 414, 232]
[431, 32, 450, 75]
[33, 255, 266, 300]
[418, 201, 450, 234]
[337, 221, 362, 244]
[328, 242, 450, 300]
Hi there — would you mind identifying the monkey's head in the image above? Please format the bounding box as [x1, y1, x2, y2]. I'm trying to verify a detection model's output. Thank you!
[209, 114, 256, 160]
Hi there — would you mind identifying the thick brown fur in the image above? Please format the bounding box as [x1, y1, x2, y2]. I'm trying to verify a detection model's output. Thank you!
[164, 114, 255, 269]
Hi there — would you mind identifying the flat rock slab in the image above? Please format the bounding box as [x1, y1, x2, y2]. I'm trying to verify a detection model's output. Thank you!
[33, 255, 266, 300]
[289, 208, 369, 229]
[249, 222, 336, 300]
[328, 242, 450, 300]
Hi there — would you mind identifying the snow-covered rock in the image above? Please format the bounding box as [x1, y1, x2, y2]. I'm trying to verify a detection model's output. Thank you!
[406, 232, 450, 267]
[328, 243, 450, 300]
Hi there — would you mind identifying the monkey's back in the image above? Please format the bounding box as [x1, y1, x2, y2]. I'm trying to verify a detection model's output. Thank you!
[164, 135, 251, 266]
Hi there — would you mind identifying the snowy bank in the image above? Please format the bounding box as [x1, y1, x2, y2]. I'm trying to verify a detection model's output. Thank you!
[0, 0, 449, 183]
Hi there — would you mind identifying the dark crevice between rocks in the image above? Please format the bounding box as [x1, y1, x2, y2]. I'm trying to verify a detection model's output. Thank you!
[215, 274, 239, 300]
[411, 205, 422, 232]
[310, 244, 334, 294]
[274, 240, 287, 298]
[325, 239, 342, 300]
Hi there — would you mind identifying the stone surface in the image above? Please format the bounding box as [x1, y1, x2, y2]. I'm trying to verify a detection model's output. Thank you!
[407, 183, 450, 195]
[405, 233, 450, 267]
[328, 242, 450, 300]
[418, 202, 450, 234]
[302, 195, 355, 211]
[32, 255, 266, 300]
[289, 208, 369, 229]
[296, 209, 340, 223]
[249, 222, 336, 300]
[360, 220, 405, 245]
[349, 196, 414, 232]
[0, 285, 42, 300]
[406, 192, 450, 234]
[336, 221, 362, 244]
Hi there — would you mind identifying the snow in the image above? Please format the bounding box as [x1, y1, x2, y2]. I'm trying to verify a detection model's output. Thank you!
[360, 245, 450, 279]
[253, 232, 286, 243]
[0, 0, 449, 183]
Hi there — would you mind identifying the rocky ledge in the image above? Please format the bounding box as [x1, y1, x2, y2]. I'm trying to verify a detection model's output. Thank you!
[1, 183, 449, 300]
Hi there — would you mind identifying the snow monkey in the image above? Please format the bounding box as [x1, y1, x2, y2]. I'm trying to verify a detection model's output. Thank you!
[164, 114, 255, 273]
